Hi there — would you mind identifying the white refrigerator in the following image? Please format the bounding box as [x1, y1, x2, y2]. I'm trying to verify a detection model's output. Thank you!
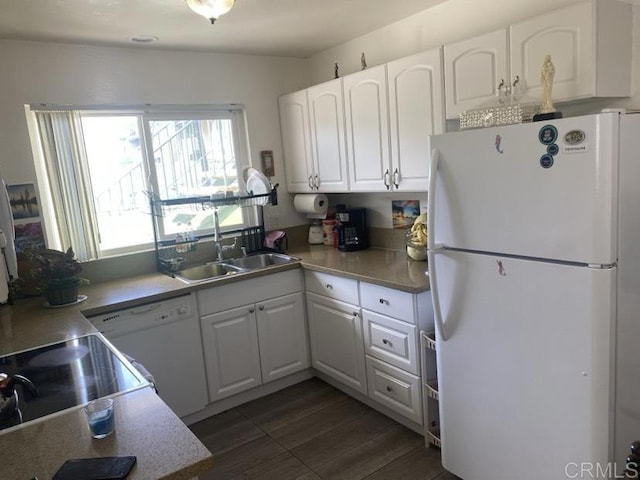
[427, 112, 640, 480]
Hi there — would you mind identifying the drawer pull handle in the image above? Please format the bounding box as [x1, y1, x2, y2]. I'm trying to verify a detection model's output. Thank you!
[326, 284, 333, 289]
[379, 298, 389, 305]
[382, 339, 392, 346]
[386, 386, 393, 392]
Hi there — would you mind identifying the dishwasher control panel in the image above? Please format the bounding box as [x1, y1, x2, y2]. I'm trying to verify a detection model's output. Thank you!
[88, 294, 196, 337]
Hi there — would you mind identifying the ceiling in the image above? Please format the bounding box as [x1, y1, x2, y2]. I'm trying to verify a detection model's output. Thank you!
[0, 0, 446, 58]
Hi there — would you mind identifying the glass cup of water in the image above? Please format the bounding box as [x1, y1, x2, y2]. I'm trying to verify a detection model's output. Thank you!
[84, 397, 115, 439]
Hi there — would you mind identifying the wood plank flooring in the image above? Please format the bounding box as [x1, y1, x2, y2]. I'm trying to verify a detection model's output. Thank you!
[190, 377, 458, 480]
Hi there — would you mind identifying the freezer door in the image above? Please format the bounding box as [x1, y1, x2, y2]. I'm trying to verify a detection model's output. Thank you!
[431, 250, 615, 480]
[429, 113, 618, 265]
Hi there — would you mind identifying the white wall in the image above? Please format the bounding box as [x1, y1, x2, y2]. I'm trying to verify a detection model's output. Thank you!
[308, 0, 585, 84]
[0, 40, 311, 233]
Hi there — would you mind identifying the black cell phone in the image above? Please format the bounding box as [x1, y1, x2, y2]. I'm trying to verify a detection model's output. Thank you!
[52, 456, 137, 480]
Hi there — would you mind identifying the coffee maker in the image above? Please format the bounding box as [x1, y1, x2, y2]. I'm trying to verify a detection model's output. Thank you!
[336, 208, 369, 251]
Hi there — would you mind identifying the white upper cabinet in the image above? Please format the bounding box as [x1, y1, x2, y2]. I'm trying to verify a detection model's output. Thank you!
[307, 79, 350, 192]
[278, 90, 314, 192]
[444, 29, 509, 120]
[387, 48, 445, 191]
[509, 0, 631, 103]
[343, 64, 390, 192]
[444, 0, 631, 120]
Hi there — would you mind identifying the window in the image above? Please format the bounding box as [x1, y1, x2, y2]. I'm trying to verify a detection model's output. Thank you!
[28, 106, 249, 260]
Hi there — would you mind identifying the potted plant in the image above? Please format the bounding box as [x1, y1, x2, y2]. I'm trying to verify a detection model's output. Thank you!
[26, 247, 84, 306]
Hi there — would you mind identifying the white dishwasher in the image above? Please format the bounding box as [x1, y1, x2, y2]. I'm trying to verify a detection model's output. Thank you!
[87, 293, 208, 419]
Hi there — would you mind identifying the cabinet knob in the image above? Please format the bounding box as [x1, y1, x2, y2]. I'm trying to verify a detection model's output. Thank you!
[352, 312, 359, 317]
[325, 283, 333, 290]
[382, 339, 392, 346]
[379, 298, 389, 305]
[386, 386, 393, 393]
[259, 305, 264, 311]
[249, 307, 255, 313]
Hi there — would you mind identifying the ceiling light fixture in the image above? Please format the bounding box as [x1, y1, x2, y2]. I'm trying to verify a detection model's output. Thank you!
[185, 0, 235, 24]
[130, 35, 158, 44]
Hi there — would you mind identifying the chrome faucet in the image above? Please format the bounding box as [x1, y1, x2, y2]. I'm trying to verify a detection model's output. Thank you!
[213, 208, 237, 261]
[213, 209, 223, 261]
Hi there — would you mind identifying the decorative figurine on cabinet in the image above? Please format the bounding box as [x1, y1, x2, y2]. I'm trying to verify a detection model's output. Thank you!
[533, 55, 563, 121]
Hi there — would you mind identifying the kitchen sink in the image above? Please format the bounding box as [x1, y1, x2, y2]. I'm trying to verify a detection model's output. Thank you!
[225, 253, 298, 270]
[173, 253, 298, 284]
[174, 262, 244, 284]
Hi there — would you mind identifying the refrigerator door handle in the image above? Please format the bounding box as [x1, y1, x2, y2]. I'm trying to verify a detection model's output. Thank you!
[427, 149, 448, 341]
[427, 248, 448, 342]
[427, 148, 439, 251]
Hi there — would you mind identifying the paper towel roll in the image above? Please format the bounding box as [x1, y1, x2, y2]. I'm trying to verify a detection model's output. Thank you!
[293, 194, 328, 219]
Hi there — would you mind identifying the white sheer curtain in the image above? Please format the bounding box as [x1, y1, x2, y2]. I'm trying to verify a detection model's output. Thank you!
[33, 111, 100, 261]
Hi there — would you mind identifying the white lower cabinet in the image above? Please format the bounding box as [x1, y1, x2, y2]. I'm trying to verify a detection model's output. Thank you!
[201, 305, 262, 401]
[256, 292, 309, 383]
[305, 270, 434, 426]
[366, 356, 422, 424]
[198, 270, 309, 402]
[361, 281, 434, 425]
[306, 291, 367, 395]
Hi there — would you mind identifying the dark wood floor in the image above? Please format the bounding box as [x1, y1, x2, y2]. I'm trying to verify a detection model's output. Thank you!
[189, 377, 458, 480]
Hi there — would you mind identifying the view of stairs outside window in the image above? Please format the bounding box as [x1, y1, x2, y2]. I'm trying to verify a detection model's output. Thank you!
[82, 114, 244, 255]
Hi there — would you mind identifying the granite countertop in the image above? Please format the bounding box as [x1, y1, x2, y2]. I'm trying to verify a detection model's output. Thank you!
[289, 245, 430, 294]
[0, 246, 428, 355]
[2, 387, 213, 480]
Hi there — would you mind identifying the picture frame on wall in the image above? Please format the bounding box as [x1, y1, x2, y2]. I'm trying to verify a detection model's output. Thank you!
[7, 183, 39, 219]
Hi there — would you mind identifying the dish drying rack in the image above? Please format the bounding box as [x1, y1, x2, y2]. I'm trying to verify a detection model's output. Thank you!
[148, 185, 278, 275]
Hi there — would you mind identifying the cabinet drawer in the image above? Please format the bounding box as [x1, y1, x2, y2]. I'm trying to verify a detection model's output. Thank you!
[360, 282, 414, 323]
[366, 356, 422, 424]
[305, 270, 359, 305]
[363, 310, 418, 375]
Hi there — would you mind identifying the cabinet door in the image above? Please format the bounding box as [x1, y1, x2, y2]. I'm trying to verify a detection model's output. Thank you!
[387, 48, 444, 191]
[308, 80, 349, 192]
[306, 292, 367, 394]
[509, 1, 592, 104]
[444, 29, 509, 119]
[343, 64, 390, 192]
[200, 305, 262, 402]
[256, 292, 310, 383]
[278, 90, 314, 193]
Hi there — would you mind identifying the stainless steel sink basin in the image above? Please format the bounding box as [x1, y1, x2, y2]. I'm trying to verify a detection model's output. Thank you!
[173, 253, 298, 284]
[225, 253, 298, 270]
[175, 262, 244, 284]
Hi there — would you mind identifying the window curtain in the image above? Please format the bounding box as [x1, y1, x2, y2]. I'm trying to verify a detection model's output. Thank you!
[34, 111, 100, 261]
